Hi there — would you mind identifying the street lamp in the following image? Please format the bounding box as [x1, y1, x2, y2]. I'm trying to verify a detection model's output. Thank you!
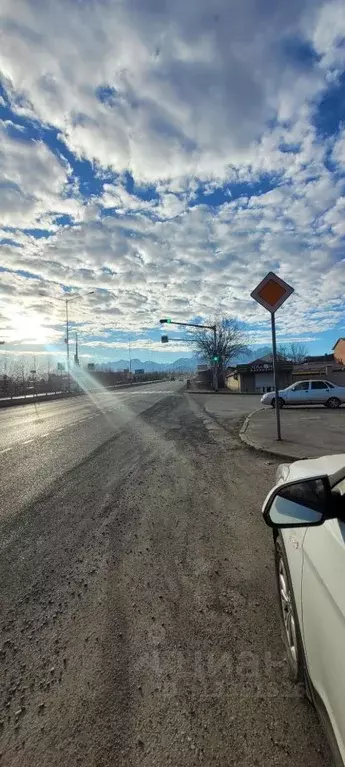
[63, 291, 94, 391]
[128, 336, 132, 374]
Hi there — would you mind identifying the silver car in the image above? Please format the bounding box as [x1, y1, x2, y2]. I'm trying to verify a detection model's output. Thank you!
[261, 379, 345, 409]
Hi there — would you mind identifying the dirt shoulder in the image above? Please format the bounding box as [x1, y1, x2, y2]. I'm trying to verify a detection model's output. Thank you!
[0, 393, 332, 766]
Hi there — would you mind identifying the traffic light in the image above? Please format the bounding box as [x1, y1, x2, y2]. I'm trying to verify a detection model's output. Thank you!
[213, 355, 219, 362]
[161, 335, 169, 343]
[159, 318, 172, 324]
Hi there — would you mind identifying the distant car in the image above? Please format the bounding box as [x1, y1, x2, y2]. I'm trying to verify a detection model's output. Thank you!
[261, 380, 345, 409]
[262, 454, 345, 766]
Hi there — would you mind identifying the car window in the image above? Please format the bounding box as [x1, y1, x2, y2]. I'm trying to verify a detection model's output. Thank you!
[325, 381, 335, 388]
[279, 478, 326, 510]
[311, 381, 328, 390]
[331, 478, 345, 519]
[332, 477, 345, 497]
[292, 382, 309, 391]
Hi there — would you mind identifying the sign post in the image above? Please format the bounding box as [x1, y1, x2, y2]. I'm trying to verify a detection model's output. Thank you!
[270, 311, 281, 440]
[250, 272, 294, 441]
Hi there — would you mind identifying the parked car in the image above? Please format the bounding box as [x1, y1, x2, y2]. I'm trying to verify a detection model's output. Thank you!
[262, 454, 345, 766]
[261, 379, 345, 408]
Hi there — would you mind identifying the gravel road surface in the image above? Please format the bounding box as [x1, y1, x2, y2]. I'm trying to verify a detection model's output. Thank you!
[0, 386, 332, 766]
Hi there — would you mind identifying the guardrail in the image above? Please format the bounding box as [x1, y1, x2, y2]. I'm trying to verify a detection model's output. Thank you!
[0, 379, 170, 409]
[0, 391, 68, 407]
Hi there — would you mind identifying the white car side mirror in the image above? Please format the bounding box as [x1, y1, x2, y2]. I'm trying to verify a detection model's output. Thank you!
[263, 476, 330, 529]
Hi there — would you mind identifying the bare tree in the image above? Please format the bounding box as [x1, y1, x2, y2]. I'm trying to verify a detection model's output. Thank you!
[190, 318, 249, 386]
[278, 343, 308, 364]
[288, 342, 308, 364]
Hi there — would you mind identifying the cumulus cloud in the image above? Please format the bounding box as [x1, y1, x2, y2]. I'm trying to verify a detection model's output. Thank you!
[0, 0, 330, 182]
[0, 0, 345, 355]
[0, 120, 81, 227]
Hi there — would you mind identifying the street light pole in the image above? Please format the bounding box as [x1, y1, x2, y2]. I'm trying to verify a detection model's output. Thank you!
[128, 336, 132, 384]
[65, 298, 70, 392]
[64, 291, 94, 393]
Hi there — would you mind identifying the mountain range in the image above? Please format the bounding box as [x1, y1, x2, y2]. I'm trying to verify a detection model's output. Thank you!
[96, 347, 272, 373]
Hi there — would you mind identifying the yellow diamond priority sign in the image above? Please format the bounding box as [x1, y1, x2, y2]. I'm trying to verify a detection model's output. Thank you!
[251, 272, 294, 314]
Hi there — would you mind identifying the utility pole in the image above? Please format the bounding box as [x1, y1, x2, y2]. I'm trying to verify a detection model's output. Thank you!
[213, 325, 218, 393]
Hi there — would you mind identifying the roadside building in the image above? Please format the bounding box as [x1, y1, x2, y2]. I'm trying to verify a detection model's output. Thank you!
[292, 351, 345, 386]
[291, 355, 334, 383]
[227, 349, 345, 393]
[226, 354, 293, 394]
[333, 339, 345, 365]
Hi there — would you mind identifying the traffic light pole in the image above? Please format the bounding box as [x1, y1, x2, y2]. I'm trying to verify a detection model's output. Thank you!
[160, 319, 218, 391]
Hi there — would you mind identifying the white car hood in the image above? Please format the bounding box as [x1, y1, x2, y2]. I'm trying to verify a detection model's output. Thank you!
[281, 454, 345, 483]
[262, 454, 345, 514]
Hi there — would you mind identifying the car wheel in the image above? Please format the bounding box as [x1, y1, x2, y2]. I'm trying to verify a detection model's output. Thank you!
[274, 535, 305, 684]
[326, 397, 341, 409]
[271, 397, 284, 409]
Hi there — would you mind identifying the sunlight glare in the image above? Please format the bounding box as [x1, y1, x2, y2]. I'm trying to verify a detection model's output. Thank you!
[10, 311, 49, 344]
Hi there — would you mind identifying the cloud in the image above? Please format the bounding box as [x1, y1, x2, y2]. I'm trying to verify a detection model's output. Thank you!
[0, 0, 329, 183]
[332, 129, 345, 169]
[0, 120, 81, 227]
[0, 0, 345, 357]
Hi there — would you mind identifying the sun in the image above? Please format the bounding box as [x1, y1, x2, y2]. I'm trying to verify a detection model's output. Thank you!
[10, 311, 50, 344]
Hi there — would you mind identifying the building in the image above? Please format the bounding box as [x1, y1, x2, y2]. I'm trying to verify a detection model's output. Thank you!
[291, 357, 335, 383]
[226, 347, 345, 393]
[227, 354, 293, 394]
[333, 339, 345, 365]
[304, 354, 334, 364]
[292, 351, 345, 386]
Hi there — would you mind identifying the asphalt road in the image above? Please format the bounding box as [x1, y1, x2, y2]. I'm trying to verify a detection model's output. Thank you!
[0, 386, 332, 766]
[0, 382, 178, 521]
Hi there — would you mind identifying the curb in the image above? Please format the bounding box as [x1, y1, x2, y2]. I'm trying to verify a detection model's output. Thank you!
[239, 409, 309, 462]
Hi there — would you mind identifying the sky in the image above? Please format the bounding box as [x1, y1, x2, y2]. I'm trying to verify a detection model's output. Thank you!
[1, 0, 345, 368]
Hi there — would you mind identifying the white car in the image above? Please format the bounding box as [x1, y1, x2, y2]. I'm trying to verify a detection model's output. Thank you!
[261, 379, 345, 409]
[263, 455, 345, 766]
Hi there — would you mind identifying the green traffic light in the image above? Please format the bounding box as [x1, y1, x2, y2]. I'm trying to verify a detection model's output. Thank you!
[166, 318, 171, 323]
